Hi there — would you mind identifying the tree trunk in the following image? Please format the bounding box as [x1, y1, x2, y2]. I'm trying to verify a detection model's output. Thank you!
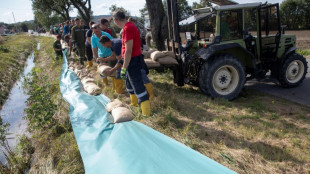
[145, 0, 168, 51]
[71, 0, 91, 24]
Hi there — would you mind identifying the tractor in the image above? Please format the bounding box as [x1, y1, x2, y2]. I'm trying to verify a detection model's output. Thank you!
[166, 0, 308, 100]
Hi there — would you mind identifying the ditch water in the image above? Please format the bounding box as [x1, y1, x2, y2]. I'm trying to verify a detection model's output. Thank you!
[0, 43, 39, 163]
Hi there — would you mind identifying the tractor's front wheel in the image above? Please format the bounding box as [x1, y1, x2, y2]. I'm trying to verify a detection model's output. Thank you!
[199, 55, 246, 100]
[278, 53, 308, 87]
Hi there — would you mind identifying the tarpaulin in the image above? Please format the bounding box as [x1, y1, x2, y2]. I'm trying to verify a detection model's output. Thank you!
[59, 51, 236, 174]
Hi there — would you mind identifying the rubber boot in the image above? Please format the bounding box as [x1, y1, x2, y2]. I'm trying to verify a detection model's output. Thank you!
[140, 100, 151, 116]
[102, 77, 108, 86]
[130, 94, 138, 106]
[79, 58, 84, 65]
[110, 77, 115, 91]
[114, 79, 123, 94]
[86, 61, 93, 69]
[144, 83, 154, 100]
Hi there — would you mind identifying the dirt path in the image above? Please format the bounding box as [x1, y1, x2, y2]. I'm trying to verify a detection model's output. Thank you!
[245, 59, 310, 107]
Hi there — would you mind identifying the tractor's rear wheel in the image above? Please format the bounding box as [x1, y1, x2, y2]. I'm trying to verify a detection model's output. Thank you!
[278, 53, 308, 87]
[199, 55, 246, 100]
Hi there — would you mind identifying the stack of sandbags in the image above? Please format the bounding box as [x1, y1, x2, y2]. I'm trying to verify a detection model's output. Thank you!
[144, 59, 161, 68]
[142, 49, 157, 59]
[68, 61, 101, 95]
[106, 99, 134, 123]
[150, 51, 178, 65]
[97, 63, 116, 77]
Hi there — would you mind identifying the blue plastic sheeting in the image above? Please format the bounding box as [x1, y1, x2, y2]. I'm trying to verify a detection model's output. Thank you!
[59, 52, 236, 174]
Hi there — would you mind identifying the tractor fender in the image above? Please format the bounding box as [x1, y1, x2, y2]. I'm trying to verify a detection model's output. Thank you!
[195, 43, 256, 68]
[281, 46, 296, 59]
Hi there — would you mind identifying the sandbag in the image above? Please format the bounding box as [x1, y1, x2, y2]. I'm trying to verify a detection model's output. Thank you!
[109, 107, 134, 123]
[162, 51, 176, 58]
[146, 49, 156, 58]
[84, 83, 101, 95]
[106, 99, 126, 113]
[142, 51, 148, 58]
[144, 59, 161, 68]
[150, 51, 166, 61]
[81, 77, 95, 84]
[157, 56, 179, 65]
[98, 64, 115, 76]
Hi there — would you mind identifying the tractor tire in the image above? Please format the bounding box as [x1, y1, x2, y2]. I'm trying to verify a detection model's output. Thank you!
[278, 53, 308, 88]
[199, 55, 246, 100]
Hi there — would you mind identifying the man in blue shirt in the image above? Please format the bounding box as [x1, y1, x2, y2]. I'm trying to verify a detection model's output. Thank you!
[91, 24, 114, 86]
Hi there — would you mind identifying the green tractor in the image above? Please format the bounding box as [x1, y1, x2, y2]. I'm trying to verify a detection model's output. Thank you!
[166, 0, 308, 100]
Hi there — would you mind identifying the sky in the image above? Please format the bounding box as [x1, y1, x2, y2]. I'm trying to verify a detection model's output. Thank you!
[0, 0, 284, 24]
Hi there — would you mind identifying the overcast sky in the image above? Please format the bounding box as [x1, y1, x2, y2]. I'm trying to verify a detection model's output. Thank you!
[0, 0, 283, 24]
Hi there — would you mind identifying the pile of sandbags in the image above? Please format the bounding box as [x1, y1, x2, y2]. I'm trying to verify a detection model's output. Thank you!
[150, 51, 178, 65]
[97, 63, 116, 77]
[142, 49, 157, 59]
[106, 99, 134, 123]
[68, 61, 101, 95]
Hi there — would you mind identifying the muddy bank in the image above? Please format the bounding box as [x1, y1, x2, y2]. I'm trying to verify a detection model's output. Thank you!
[0, 35, 36, 109]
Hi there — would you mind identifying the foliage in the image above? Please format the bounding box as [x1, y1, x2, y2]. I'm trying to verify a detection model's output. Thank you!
[20, 23, 28, 32]
[109, 4, 131, 17]
[192, 0, 212, 9]
[176, 0, 193, 20]
[24, 68, 57, 130]
[280, 0, 310, 29]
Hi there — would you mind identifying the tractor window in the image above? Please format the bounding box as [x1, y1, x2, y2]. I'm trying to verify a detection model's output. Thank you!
[220, 10, 243, 41]
[244, 8, 257, 36]
[260, 5, 279, 36]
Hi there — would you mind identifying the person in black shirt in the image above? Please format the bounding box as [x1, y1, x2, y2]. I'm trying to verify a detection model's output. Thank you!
[85, 21, 95, 68]
[53, 35, 62, 60]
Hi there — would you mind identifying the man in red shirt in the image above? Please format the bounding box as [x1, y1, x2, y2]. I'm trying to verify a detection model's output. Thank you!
[112, 10, 151, 116]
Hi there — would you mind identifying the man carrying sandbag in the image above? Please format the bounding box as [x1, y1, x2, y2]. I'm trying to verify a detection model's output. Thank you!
[99, 35, 154, 99]
[91, 24, 114, 87]
[112, 10, 151, 116]
[71, 18, 86, 65]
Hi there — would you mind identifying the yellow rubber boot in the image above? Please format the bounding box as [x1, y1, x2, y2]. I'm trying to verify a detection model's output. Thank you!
[130, 94, 138, 106]
[86, 61, 93, 69]
[140, 100, 151, 116]
[144, 83, 154, 100]
[102, 77, 108, 86]
[111, 77, 115, 90]
[114, 79, 123, 94]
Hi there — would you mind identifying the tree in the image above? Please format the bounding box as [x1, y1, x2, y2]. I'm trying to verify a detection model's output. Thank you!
[31, 0, 71, 21]
[280, 0, 310, 30]
[192, 0, 212, 9]
[70, 0, 92, 23]
[139, 4, 148, 24]
[20, 23, 28, 32]
[145, 0, 168, 50]
[109, 5, 131, 17]
[177, 0, 193, 20]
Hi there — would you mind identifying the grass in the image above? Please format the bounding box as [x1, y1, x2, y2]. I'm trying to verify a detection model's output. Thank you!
[0, 34, 36, 109]
[8, 35, 310, 173]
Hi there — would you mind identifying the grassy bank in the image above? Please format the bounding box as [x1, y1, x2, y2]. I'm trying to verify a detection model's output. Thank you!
[13, 36, 310, 174]
[0, 34, 36, 109]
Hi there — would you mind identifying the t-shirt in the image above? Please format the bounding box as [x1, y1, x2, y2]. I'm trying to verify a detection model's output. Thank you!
[53, 40, 62, 56]
[111, 39, 122, 56]
[85, 29, 93, 47]
[91, 31, 113, 58]
[121, 22, 141, 58]
[63, 25, 69, 35]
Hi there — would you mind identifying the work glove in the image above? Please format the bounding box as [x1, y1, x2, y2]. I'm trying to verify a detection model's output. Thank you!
[121, 68, 127, 80]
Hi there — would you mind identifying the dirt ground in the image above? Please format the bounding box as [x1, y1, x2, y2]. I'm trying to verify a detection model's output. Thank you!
[285, 30, 310, 49]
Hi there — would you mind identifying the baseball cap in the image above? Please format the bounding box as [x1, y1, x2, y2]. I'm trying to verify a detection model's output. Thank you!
[56, 35, 61, 38]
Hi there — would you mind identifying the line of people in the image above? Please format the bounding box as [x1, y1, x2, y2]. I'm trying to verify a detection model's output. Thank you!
[53, 11, 153, 116]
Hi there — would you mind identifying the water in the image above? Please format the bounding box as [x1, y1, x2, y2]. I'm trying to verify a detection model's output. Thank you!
[0, 51, 36, 162]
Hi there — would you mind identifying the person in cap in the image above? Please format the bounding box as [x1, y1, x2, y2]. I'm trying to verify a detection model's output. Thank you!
[112, 10, 151, 116]
[71, 18, 86, 65]
[53, 35, 63, 60]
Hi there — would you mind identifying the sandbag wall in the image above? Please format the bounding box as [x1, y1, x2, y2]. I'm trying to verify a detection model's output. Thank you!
[142, 49, 178, 68]
[68, 61, 101, 95]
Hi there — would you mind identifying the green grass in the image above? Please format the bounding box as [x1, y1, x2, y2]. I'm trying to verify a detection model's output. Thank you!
[297, 48, 310, 56]
[0, 34, 36, 108]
